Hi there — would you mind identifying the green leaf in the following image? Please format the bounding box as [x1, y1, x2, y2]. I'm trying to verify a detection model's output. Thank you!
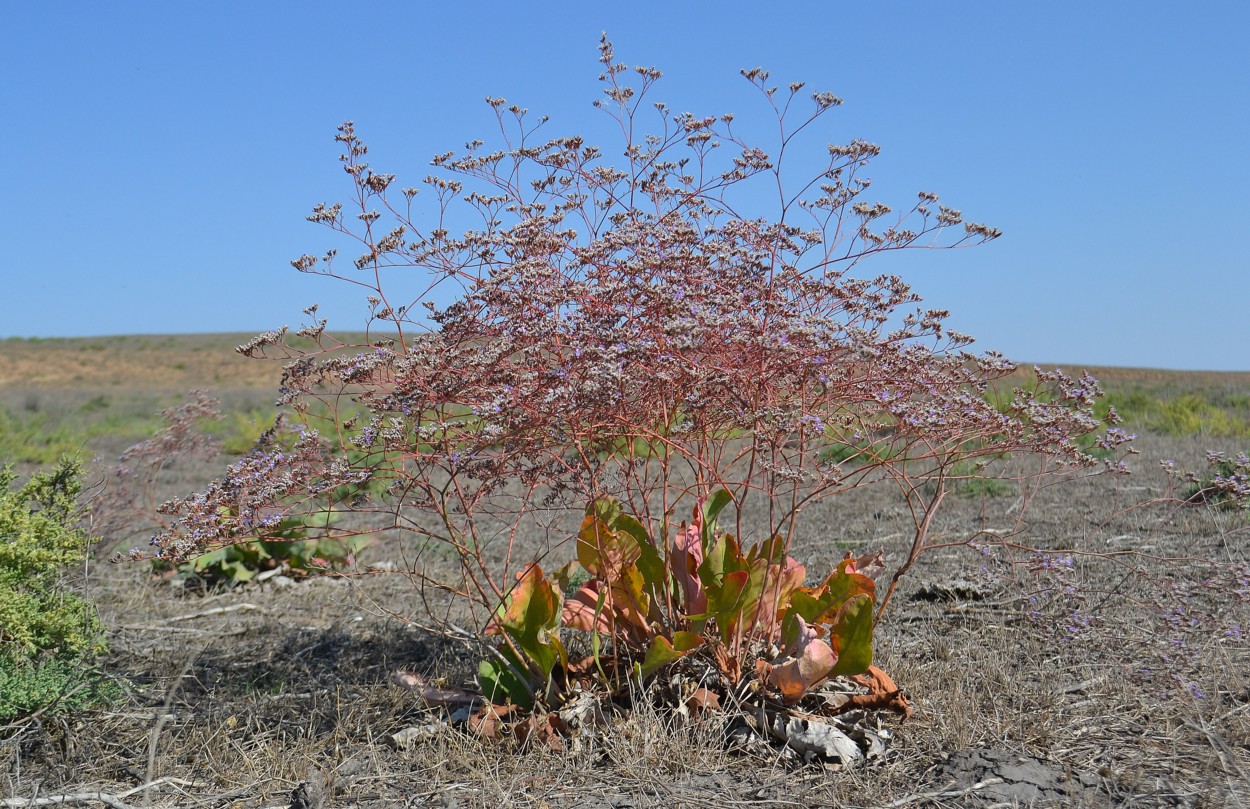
[784, 566, 876, 626]
[633, 540, 669, 602]
[746, 534, 787, 566]
[701, 489, 734, 545]
[815, 566, 876, 622]
[699, 531, 742, 590]
[550, 559, 584, 596]
[672, 630, 703, 652]
[639, 632, 704, 678]
[712, 569, 754, 644]
[706, 569, 750, 618]
[786, 589, 825, 624]
[488, 564, 563, 676]
[478, 654, 533, 709]
[613, 511, 653, 549]
[577, 512, 641, 579]
[827, 593, 874, 678]
[302, 508, 338, 529]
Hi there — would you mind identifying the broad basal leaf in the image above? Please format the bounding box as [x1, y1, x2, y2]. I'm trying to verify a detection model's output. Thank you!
[828, 592, 874, 678]
[639, 631, 704, 678]
[766, 636, 838, 704]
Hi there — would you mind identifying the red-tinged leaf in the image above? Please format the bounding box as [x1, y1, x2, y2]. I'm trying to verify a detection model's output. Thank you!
[608, 563, 651, 635]
[716, 644, 743, 683]
[485, 564, 564, 678]
[515, 712, 566, 751]
[567, 654, 616, 678]
[390, 670, 480, 707]
[577, 512, 640, 579]
[848, 665, 913, 718]
[766, 638, 838, 704]
[843, 549, 886, 580]
[468, 703, 520, 740]
[562, 582, 612, 634]
[686, 686, 721, 714]
[751, 556, 807, 634]
[790, 566, 876, 625]
[780, 613, 818, 657]
[825, 566, 876, 604]
[486, 563, 560, 639]
[724, 550, 804, 641]
[671, 630, 704, 652]
[562, 567, 652, 641]
[672, 507, 707, 615]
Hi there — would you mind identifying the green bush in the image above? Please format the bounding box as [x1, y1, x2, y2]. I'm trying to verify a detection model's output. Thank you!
[0, 655, 119, 720]
[0, 457, 109, 720]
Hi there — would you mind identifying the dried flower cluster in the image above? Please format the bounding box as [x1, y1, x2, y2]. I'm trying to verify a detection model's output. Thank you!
[151, 37, 1125, 636]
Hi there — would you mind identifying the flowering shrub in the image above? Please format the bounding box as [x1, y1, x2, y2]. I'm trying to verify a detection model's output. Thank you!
[101, 393, 370, 586]
[1173, 451, 1250, 510]
[150, 38, 1129, 722]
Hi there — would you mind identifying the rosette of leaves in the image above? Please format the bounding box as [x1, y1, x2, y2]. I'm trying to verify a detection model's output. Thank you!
[1182, 451, 1250, 511]
[479, 490, 882, 712]
[163, 509, 368, 587]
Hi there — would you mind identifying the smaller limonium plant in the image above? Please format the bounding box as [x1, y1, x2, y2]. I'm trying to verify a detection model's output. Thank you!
[150, 37, 1131, 730]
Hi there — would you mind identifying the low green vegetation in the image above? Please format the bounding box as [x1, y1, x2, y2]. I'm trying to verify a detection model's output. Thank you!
[0, 457, 113, 720]
[0, 409, 84, 465]
[817, 436, 902, 467]
[1098, 388, 1250, 438]
[204, 405, 283, 455]
[947, 460, 1014, 498]
[985, 375, 1250, 440]
[158, 520, 368, 587]
[0, 398, 164, 467]
[1180, 451, 1250, 511]
[480, 491, 879, 712]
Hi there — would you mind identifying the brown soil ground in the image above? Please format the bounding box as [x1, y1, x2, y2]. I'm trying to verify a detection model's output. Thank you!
[2, 337, 1248, 808]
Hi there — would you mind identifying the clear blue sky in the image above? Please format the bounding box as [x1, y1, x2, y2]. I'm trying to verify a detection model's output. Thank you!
[2, 2, 1246, 371]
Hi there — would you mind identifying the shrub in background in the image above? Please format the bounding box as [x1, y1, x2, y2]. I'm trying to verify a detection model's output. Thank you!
[150, 38, 1130, 729]
[0, 457, 109, 720]
[1168, 451, 1250, 511]
[99, 393, 370, 587]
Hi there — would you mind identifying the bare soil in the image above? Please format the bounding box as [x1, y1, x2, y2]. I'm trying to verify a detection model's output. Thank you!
[2, 337, 1248, 808]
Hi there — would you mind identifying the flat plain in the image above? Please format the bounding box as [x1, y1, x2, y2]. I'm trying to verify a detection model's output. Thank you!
[1, 335, 1248, 808]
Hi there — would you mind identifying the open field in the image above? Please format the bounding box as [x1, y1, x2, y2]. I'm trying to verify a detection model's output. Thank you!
[2, 336, 1248, 808]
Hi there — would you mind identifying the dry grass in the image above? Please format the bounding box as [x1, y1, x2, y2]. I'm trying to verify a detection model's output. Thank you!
[2, 338, 1248, 808]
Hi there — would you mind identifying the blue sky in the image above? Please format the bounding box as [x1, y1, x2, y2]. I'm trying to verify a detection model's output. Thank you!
[2, 2, 1246, 371]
